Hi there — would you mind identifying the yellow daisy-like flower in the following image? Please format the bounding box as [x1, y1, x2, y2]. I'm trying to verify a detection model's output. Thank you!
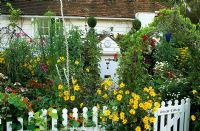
[59, 56, 65, 61]
[104, 109, 111, 116]
[64, 90, 69, 96]
[64, 95, 69, 101]
[143, 87, 149, 92]
[129, 109, 136, 115]
[72, 79, 77, 85]
[118, 90, 123, 94]
[125, 90, 130, 94]
[113, 90, 117, 95]
[97, 104, 100, 109]
[70, 96, 75, 101]
[86, 67, 90, 72]
[80, 103, 84, 108]
[58, 92, 63, 97]
[73, 84, 80, 91]
[0, 57, 5, 63]
[104, 85, 108, 90]
[120, 112, 125, 120]
[112, 113, 119, 122]
[192, 90, 197, 94]
[191, 115, 196, 121]
[155, 102, 160, 108]
[58, 84, 63, 90]
[149, 91, 156, 97]
[149, 117, 156, 123]
[144, 124, 150, 130]
[135, 126, 141, 131]
[116, 94, 123, 101]
[97, 89, 102, 95]
[57, 59, 61, 63]
[119, 82, 125, 88]
[102, 94, 108, 99]
[142, 116, 149, 124]
[122, 119, 127, 124]
[75, 60, 79, 65]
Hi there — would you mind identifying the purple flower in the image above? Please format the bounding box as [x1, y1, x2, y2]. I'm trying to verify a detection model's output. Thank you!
[165, 32, 171, 42]
[40, 63, 48, 73]
[5, 87, 12, 92]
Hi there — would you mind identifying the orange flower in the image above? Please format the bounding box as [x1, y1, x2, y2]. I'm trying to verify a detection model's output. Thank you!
[23, 98, 29, 104]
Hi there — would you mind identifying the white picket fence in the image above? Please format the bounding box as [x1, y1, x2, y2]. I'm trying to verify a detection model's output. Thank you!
[1, 98, 191, 131]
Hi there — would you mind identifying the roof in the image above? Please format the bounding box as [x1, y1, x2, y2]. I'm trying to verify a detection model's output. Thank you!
[1, 0, 165, 18]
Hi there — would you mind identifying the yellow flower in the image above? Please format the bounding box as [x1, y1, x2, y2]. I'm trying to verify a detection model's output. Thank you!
[149, 117, 156, 123]
[155, 102, 160, 108]
[134, 94, 140, 101]
[75, 60, 79, 65]
[64, 95, 69, 101]
[80, 103, 84, 108]
[0, 58, 5, 63]
[120, 112, 125, 120]
[135, 126, 141, 131]
[104, 85, 108, 90]
[142, 116, 149, 124]
[113, 90, 117, 95]
[112, 113, 119, 122]
[70, 96, 75, 101]
[109, 115, 113, 120]
[149, 91, 156, 97]
[191, 115, 196, 121]
[97, 104, 100, 109]
[104, 109, 111, 116]
[143, 87, 149, 92]
[58, 92, 63, 97]
[86, 67, 90, 72]
[129, 99, 134, 104]
[57, 59, 61, 63]
[64, 90, 69, 96]
[119, 82, 125, 88]
[102, 94, 108, 99]
[116, 94, 123, 101]
[129, 109, 136, 115]
[192, 90, 197, 94]
[133, 104, 138, 109]
[73, 84, 80, 91]
[118, 90, 123, 94]
[122, 119, 127, 124]
[72, 79, 77, 85]
[125, 90, 130, 94]
[59, 56, 65, 61]
[144, 124, 150, 130]
[58, 84, 63, 90]
[97, 89, 102, 95]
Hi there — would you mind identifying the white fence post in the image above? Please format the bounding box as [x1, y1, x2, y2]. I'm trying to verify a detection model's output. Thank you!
[17, 117, 23, 131]
[62, 108, 68, 130]
[40, 109, 47, 130]
[92, 106, 98, 131]
[82, 107, 88, 129]
[52, 109, 58, 131]
[184, 98, 191, 131]
[6, 115, 12, 131]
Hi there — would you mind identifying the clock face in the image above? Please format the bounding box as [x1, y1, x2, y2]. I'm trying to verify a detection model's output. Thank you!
[104, 40, 111, 48]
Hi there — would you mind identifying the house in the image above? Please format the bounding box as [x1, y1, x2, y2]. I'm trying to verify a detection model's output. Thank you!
[0, 0, 164, 83]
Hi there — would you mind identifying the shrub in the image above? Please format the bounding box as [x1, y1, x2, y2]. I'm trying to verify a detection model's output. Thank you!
[132, 19, 141, 31]
[87, 17, 97, 28]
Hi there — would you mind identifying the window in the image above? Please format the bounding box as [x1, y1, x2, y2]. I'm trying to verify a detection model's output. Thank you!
[37, 18, 63, 36]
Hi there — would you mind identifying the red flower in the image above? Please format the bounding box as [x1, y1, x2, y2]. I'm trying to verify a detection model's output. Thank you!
[143, 35, 148, 41]
[113, 53, 118, 60]
[150, 39, 157, 46]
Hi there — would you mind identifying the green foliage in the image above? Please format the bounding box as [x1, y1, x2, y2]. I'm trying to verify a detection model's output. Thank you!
[82, 28, 101, 101]
[87, 17, 97, 28]
[6, 2, 22, 27]
[117, 27, 156, 90]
